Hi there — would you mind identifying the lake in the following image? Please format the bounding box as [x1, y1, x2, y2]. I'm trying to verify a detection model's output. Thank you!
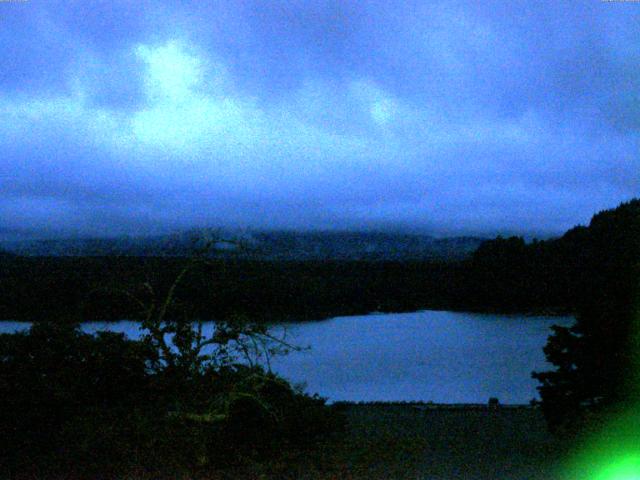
[0, 310, 573, 404]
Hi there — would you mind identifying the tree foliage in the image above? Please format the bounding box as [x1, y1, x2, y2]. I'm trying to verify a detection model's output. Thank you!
[0, 251, 343, 476]
[532, 199, 640, 431]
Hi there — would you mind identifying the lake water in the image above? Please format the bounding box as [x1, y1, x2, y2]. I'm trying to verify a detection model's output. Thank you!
[0, 310, 573, 404]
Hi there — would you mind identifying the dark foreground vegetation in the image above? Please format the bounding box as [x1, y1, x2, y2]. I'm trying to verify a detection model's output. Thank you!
[0, 321, 344, 478]
[1, 392, 563, 480]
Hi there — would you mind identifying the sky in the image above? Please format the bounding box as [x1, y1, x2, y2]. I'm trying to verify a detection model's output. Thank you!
[0, 0, 638, 239]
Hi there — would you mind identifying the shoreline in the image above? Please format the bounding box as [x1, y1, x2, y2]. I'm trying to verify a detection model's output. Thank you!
[333, 400, 535, 409]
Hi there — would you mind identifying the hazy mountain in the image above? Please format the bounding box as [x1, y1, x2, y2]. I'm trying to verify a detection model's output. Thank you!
[0, 230, 485, 261]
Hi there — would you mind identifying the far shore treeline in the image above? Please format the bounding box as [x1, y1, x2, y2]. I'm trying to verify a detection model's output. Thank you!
[1, 199, 638, 323]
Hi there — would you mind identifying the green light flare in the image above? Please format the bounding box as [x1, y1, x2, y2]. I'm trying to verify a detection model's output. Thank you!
[593, 455, 640, 480]
[560, 408, 640, 479]
[568, 251, 640, 480]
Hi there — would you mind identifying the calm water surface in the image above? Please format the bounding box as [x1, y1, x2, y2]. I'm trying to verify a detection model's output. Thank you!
[1, 310, 573, 404]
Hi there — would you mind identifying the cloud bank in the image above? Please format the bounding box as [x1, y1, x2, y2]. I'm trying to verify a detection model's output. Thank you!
[0, 0, 638, 239]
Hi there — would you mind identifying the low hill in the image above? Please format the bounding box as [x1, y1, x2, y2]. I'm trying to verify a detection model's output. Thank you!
[0, 230, 485, 261]
[454, 198, 640, 313]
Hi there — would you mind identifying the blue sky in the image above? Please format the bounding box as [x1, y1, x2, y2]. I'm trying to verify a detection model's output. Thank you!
[0, 0, 638, 239]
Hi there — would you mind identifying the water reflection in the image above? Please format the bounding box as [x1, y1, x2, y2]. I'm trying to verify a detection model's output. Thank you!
[0, 310, 573, 404]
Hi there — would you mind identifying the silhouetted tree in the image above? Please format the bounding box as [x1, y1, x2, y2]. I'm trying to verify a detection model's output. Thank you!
[533, 199, 640, 431]
[0, 241, 342, 476]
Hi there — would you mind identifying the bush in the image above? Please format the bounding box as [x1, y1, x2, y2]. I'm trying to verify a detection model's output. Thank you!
[0, 322, 343, 476]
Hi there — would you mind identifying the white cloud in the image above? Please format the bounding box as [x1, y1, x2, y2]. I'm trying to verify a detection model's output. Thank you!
[136, 40, 205, 102]
[0, 30, 638, 237]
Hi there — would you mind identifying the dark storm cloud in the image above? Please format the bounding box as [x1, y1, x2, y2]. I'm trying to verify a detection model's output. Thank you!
[0, 0, 638, 239]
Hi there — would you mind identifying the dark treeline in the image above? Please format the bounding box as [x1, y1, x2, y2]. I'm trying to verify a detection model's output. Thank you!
[2, 202, 637, 322]
[458, 199, 638, 317]
[455, 232, 584, 314]
[1, 198, 638, 323]
[0, 257, 463, 322]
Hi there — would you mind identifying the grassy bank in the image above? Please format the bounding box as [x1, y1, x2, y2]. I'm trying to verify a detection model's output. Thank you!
[317, 403, 565, 480]
[182, 403, 565, 479]
[17, 404, 563, 480]
[10, 403, 566, 480]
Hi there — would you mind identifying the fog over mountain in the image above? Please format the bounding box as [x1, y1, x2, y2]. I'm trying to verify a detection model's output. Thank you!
[0, 230, 485, 261]
[1, 1, 638, 240]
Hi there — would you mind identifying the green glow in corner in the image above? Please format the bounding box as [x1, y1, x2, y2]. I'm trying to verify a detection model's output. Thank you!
[559, 404, 640, 479]
[561, 300, 640, 480]
[593, 455, 640, 480]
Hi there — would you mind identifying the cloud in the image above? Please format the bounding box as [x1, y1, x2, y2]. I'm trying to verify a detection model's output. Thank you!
[0, 0, 638, 239]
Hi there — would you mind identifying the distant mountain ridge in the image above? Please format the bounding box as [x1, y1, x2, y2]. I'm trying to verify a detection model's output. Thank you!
[0, 230, 485, 261]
